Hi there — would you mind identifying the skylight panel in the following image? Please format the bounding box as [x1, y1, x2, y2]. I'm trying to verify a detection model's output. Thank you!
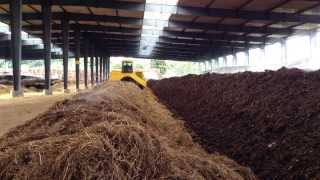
[139, 0, 178, 56]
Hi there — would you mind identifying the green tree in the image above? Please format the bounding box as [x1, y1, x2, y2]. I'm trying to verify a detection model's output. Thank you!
[0, 60, 5, 69]
[150, 60, 167, 74]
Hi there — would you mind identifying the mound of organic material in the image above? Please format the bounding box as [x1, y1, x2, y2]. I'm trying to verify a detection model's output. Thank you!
[0, 75, 60, 90]
[0, 82, 255, 180]
[148, 68, 320, 180]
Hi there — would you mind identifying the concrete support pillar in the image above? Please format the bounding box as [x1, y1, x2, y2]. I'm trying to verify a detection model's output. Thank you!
[281, 38, 287, 66]
[99, 56, 103, 83]
[62, 18, 69, 93]
[42, 0, 52, 95]
[95, 55, 99, 84]
[75, 28, 81, 91]
[10, 0, 23, 97]
[90, 44, 94, 86]
[84, 38, 89, 88]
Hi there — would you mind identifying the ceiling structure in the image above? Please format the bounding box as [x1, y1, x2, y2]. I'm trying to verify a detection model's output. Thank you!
[1, 0, 320, 61]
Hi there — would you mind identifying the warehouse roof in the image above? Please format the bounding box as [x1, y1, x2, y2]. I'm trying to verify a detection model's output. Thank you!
[1, 0, 320, 61]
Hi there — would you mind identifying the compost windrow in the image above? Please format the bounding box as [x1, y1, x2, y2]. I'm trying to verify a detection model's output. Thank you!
[148, 68, 320, 180]
[0, 82, 256, 180]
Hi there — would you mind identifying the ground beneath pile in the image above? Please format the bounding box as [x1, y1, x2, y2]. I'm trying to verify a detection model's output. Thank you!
[0, 80, 83, 96]
[0, 82, 256, 180]
[0, 93, 74, 136]
[148, 68, 320, 180]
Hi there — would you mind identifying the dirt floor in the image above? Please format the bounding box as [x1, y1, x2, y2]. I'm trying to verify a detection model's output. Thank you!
[149, 68, 320, 180]
[0, 93, 74, 137]
[0, 81, 90, 136]
[0, 82, 256, 180]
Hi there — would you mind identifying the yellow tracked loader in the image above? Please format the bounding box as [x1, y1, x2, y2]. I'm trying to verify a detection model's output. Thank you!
[109, 61, 146, 88]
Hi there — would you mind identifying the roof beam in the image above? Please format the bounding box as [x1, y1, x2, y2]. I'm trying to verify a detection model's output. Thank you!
[21, 12, 143, 25]
[157, 37, 262, 48]
[23, 19, 290, 36]
[35, 32, 141, 40]
[155, 43, 252, 50]
[162, 31, 279, 43]
[3, 11, 292, 35]
[166, 21, 293, 35]
[1, 1, 319, 25]
[52, 37, 140, 43]
[24, 24, 141, 34]
[154, 44, 245, 52]
[136, 54, 198, 61]
[0, 0, 145, 11]
[36, 31, 273, 45]
[152, 52, 199, 58]
[153, 49, 205, 55]
[0, 47, 61, 60]
[145, 3, 320, 24]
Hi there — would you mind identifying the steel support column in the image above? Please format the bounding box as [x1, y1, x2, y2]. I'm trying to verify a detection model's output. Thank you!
[42, 0, 52, 95]
[102, 57, 105, 81]
[281, 38, 287, 66]
[232, 54, 237, 66]
[75, 28, 81, 91]
[105, 56, 108, 81]
[309, 31, 317, 63]
[99, 56, 103, 83]
[223, 56, 227, 67]
[95, 55, 99, 84]
[107, 57, 110, 80]
[203, 61, 207, 72]
[260, 47, 265, 65]
[10, 0, 23, 97]
[211, 59, 215, 71]
[62, 18, 69, 93]
[84, 38, 89, 88]
[213, 59, 218, 70]
[90, 44, 94, 86]
[245, 50, 250, 66]
[106, 57, 109, 80]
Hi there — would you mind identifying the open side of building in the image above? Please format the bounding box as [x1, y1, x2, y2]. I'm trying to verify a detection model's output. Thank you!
[1, 0, 320, 96]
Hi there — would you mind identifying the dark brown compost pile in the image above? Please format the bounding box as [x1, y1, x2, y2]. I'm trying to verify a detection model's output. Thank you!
[0, 82, 256, 180]
[148, 68, 320, 180]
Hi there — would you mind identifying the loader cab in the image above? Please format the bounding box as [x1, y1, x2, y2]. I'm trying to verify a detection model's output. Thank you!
[122, 61, 133, 73]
